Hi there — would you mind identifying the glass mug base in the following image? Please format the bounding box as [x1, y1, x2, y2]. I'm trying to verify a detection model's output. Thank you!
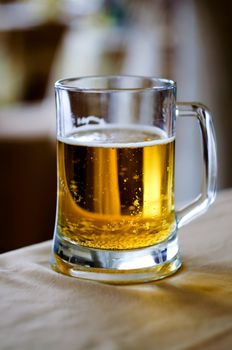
[50, 230, 182, 284]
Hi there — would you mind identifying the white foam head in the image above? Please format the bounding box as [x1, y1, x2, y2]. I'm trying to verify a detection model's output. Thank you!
[58, 124, 175, 148]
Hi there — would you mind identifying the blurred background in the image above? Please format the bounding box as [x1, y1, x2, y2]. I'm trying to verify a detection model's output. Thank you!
[0, 0, 231, 252]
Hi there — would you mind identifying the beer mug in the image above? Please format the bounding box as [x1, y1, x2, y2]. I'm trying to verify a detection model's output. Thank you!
[51, 76, 217, 283]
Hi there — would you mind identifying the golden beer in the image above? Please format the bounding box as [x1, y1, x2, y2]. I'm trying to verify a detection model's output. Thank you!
[57, 126, 175, 250]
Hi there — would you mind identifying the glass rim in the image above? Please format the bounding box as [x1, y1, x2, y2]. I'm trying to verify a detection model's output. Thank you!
[55, 75, 176, 93]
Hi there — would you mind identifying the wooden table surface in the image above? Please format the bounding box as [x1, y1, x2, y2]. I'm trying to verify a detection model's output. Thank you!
[1, 189, 232, 350]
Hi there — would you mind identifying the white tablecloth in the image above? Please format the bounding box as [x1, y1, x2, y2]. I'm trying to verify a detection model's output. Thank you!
[1, 190, 232, 350]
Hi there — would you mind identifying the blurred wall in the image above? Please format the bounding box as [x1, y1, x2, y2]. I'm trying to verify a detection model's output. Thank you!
[0, 2, 65, 252]
[0, 138, 56, 252]
[1, 0, 232, 252]
[195, 0, 232, 189]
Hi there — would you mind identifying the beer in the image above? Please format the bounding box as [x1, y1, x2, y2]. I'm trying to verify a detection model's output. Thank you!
[57, 126, 175, 250]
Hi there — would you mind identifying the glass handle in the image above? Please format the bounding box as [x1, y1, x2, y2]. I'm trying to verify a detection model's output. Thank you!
[176, 103, 217, 228]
